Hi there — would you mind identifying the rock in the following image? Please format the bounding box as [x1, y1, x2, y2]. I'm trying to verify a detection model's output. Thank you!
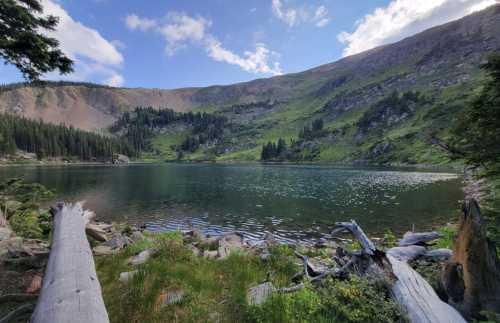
[119, 271, 138, 283]
[103, 233, 127, 249]
[185, 229, 205, 241]
[114, 154, 130, 164]
[93, 245, 118, 256]
[0, 227, 13, 241]
[131, 231, 145, 242]
[188, 244, 201, 257]
[423, 248, 453, 261]
[128, 249, 156, 265]
[203, 250, 218, 259]
[0, 209, 7, 227]
[159, 289, 185, 306]
[26, 274, 43, 293]
[218, 233, 244, 259]
[0, 237, 23, 257]
[86, 224, 108, 242]
[247, 282, 275, 305]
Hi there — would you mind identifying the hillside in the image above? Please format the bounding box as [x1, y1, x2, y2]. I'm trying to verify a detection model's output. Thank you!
[1, 5, 500, 163]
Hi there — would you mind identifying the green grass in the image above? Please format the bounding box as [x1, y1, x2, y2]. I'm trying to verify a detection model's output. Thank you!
[97, 233, 406, 323]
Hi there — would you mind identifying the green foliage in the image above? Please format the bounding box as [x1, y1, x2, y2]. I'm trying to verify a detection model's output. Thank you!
[382, 229, 398, 248]
[248, 276, 406, 323]
[434, 225, 457, 249]
[111, 107, 228, 156]
[450, 54, 500, 168]
[0, 178, 54, 238]
[0, 113, 136, 161]
[0, 0, 73, 81]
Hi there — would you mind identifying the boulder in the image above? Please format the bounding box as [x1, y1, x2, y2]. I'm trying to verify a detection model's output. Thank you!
[119, 271, 138, 283]
[103, 233, 127, 249]
[0, 237, 23, 257]
[114, 154, 130, 164]
[128, 249, 156, 265]
[218, 233, 244, 259]
[86, 224, 108, 242]
[0, 227, 13, 241]
[131, 231, 145, 242]
[203, 250, 218, 259]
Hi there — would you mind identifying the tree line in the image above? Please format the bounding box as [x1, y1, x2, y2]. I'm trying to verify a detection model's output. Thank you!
[111, 107, 227, 154]
[0, 113, 136, 161]
[261, 118, 325, 161]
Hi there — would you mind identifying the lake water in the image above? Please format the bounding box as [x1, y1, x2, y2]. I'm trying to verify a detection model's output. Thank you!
[0, 163, 463, 244]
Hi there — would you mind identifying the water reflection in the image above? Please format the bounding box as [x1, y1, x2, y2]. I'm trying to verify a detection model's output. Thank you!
[0, 163, 463, 244]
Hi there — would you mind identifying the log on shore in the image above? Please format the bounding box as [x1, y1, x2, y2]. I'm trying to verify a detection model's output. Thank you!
[332, 220, 466, 323]
[31, 202, 109, 323]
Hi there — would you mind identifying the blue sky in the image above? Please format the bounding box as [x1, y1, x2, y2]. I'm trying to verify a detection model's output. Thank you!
[0, 0, 497, 89]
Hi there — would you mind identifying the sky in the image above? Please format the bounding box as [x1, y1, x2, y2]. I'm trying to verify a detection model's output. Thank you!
[0, 0, 498, 89]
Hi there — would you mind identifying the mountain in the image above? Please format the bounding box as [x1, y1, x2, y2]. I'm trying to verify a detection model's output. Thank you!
[1, 5, 500, 163]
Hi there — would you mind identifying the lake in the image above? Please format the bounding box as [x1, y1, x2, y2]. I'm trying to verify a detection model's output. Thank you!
[0, 163, 463, 244]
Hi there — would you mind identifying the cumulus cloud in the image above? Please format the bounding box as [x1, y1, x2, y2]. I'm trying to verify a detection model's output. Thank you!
[125, 14, 156, 31]
[125, 12, 282, 76]
[40, 0, 125, 85]
[206, 37, 282, 75]
[158, 13, 211, 55]
[271, 0, 330, 27]
[338, 0, 499, 57]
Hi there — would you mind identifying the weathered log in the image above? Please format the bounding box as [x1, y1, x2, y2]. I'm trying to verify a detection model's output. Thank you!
[31, 202, 109, 323]
[398, 231, 441, 247]
[85, 223, 108, 242]
[442, 200, 500, 319]
[332, 219, 466, 323]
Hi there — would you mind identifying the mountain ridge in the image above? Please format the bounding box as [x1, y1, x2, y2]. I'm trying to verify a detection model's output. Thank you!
[1, 5, 500, 163]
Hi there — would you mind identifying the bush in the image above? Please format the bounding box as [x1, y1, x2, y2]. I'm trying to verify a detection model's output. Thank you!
[247, 276, 407, 323]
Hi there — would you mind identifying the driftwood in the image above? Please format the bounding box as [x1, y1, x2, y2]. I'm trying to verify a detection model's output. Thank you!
[31, 202, 109, 323]
[442, 200, 500, 319]
[398, 231, 441, 247]
[332, 220, 466, 323]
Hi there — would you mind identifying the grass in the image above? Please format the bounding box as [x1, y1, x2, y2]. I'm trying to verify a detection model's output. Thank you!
[96, 233, 406, 323]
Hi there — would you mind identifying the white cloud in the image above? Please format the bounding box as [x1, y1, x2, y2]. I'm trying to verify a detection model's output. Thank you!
[271, 0, 331, 28]
[206, 37, 282, 75]
[158, 13, 211, 56]
[125, 12, 282, 76]
[40, 0, 125, 85]
[338, 0, 499, 57]
[125, 14, 157, 31]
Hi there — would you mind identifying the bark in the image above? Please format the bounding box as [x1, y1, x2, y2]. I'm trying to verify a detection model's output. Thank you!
[442, 199, 500, 319]
[31, 202, 109, 323]
[332, 220, 466, 323]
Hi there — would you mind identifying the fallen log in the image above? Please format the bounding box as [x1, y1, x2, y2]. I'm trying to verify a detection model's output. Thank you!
[332, 220, 466, 323]
[31, 202, 109, 323]
[398, 231, 441, 247]
[442, 199, 500, 320]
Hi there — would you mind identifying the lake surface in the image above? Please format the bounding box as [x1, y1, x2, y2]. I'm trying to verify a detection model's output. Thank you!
[0, 163, 463, 244]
